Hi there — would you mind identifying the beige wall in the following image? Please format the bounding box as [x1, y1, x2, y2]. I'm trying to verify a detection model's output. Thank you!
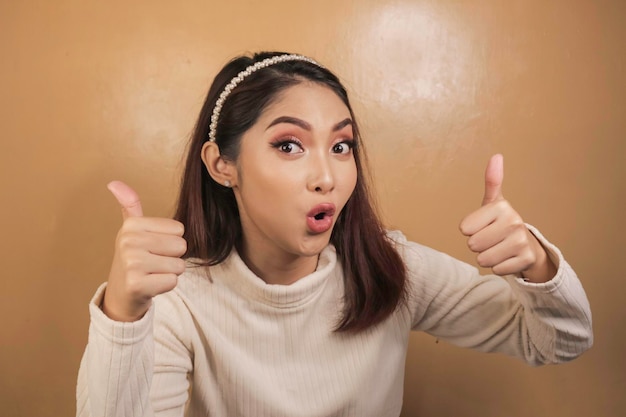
[1, 1, 624, 415]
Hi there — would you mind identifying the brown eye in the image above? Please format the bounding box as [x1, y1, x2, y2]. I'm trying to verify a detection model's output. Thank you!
[332, 141, 354, 155]
[271, 138, 304, 154]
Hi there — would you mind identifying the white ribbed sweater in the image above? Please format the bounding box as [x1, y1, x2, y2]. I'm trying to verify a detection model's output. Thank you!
[76, 228, 592, 417]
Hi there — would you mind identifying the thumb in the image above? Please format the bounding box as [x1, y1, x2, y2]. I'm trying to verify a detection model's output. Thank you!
[482, 154, 504, 206]
[107, 180, 143, 219]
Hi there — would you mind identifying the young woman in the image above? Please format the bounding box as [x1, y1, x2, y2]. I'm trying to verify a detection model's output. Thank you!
[76, 52, 593, 417]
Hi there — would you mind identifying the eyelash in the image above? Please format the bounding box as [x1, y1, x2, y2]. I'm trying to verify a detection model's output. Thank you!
[270, 137, 356, 155]
[270, 137, 304, 154]
[332, 139, 356, 154]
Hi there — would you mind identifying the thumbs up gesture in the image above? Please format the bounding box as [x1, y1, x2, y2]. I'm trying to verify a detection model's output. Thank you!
[459, 155, 556, 283]
[102, 181, 187, 322]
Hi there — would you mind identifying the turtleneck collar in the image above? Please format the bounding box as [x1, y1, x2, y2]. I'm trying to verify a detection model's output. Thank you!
[214, 244, 338, 308]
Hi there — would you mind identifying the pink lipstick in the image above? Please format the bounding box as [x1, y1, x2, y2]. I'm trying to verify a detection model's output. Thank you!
[306, 203, 336, 234]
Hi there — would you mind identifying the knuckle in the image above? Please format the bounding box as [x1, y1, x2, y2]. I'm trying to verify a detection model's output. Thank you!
[507, 225, 527, 247]
[122, 255, 144, 272]
[176, 237, 188, 255]
[173, 258, 186, 275]
[511, 231, 526, 249]
[494, 200, 510, 212]
[167, 219, 185, 236]
[494, 199, 507, 208]
[125, 277, 147, 300]
[512, 220, 526, 231]
[522, 250, 536, 267]
[492, 264, 507, 276]
[161, 274, 179, 293]
[459, 219, 474, 236]
[122, 216, 141, 231]
[117, 232, 141, 251]
[175, 221, 185, 236]
[476, 253, 490, 268]
[507, 212, 524, 226]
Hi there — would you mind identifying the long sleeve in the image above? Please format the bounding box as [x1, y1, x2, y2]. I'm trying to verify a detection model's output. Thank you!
[75, 231, 593, 416]
[396, 226, 593, 365]
[76, 284, 192, 417]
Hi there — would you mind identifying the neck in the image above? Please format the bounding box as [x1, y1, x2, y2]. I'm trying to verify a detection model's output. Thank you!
[237, 241, 319, 286]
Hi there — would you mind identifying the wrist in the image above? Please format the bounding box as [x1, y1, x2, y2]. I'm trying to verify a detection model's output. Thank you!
[102, 288, 150, 322]
[520, 232, 558, 283]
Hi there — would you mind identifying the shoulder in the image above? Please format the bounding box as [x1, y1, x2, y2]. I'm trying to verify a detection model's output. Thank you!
[384, 229, 480, 285]
[385, 229, 442, 268]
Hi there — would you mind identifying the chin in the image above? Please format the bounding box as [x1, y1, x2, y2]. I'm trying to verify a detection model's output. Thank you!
[296, 233, 332, 257]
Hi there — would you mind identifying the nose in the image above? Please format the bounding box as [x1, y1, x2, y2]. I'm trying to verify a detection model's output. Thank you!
[307, 151, 335, 194]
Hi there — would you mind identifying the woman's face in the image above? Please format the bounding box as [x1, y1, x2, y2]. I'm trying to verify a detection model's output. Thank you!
[232, 82, 357, 262]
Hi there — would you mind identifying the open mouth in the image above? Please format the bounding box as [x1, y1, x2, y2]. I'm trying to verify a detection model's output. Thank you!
[314, 212, 327, 220]
[308, 205, 336, 220]
[306, 204, 336, 234]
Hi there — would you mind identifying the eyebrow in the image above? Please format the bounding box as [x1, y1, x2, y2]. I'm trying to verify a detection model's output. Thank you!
[266, 116, 353, 132]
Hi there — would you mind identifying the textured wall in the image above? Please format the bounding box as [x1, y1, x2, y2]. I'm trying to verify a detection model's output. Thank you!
[1, 1, 623, 415]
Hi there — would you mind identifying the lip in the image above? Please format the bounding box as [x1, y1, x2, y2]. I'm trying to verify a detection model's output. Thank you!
[306, 203, 336, 234]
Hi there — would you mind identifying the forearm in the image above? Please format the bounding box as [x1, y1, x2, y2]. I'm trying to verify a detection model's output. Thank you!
[77, 283, 193, 417]
[404, 229, 592, 366]
[505, 256, 593, 364]
[77, 283, 156, 417]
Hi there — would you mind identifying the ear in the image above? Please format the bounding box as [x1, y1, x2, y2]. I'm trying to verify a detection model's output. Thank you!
[201, 141, 238, 187]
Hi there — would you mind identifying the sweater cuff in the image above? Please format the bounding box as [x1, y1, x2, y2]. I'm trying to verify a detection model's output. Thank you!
[88, 282, 155, 345]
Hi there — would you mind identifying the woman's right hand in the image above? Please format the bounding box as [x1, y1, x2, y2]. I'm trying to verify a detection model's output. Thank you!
[102, 181, 187, 322]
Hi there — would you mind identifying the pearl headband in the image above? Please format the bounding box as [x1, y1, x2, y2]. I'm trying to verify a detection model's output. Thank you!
[208, 54, 321, 143]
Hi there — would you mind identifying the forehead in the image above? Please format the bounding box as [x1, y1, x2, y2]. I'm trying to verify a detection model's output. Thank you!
[259, 82, 351, 120]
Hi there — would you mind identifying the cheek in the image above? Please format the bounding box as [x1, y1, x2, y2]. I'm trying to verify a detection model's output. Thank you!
[342, 160, 358, 194]
[239, 160, 303, 206]
[255, 164, 305, 195]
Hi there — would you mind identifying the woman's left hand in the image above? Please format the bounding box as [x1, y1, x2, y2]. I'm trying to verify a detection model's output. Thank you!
[459, 154, 557, 283]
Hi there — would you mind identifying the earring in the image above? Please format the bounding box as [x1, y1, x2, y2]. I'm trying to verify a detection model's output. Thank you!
[224, 180, 231, 187]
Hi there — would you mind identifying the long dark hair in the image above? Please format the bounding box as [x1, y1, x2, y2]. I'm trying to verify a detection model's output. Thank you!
[174, 51, 407, 333]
